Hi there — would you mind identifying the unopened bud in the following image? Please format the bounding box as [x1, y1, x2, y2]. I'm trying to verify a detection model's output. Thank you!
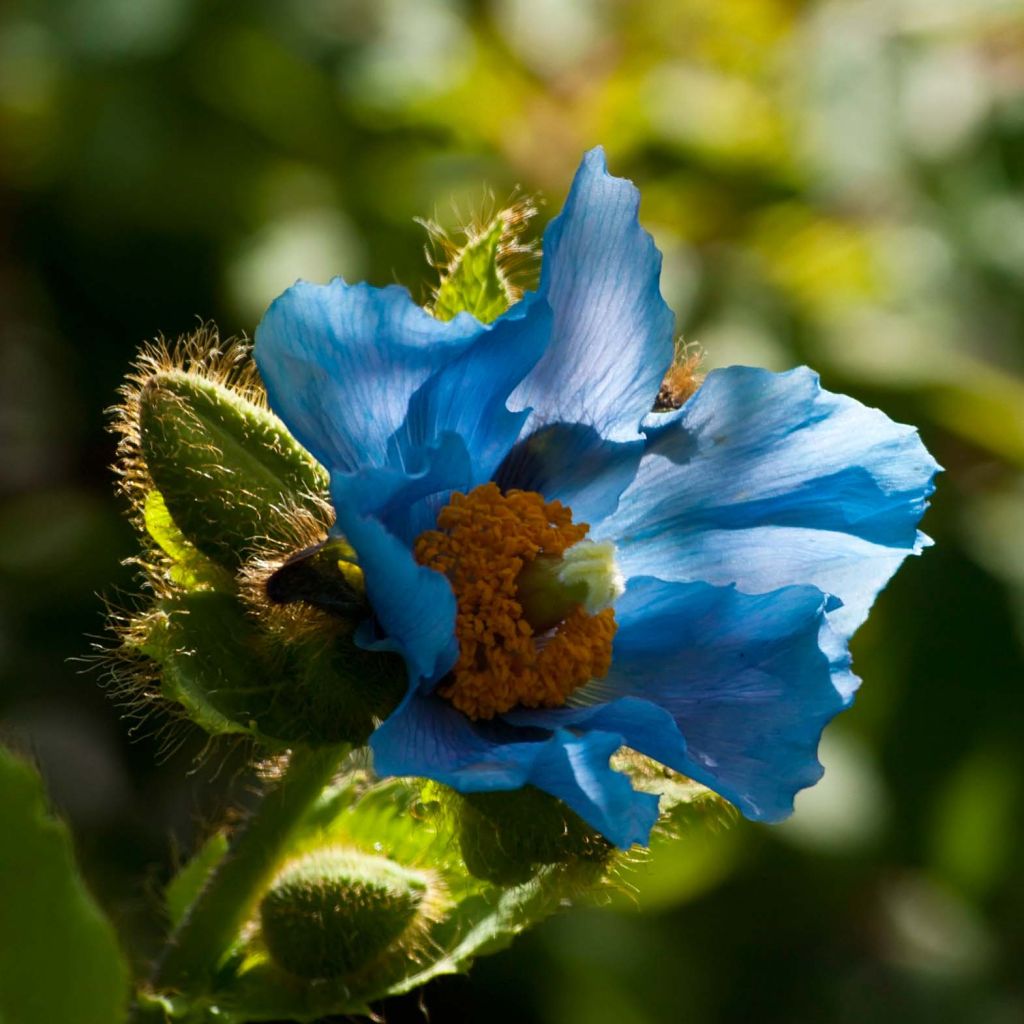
[259, 849, 432, 979]
[138, 370, 326, 570]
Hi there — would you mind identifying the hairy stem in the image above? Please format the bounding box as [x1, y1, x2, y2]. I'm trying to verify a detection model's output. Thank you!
[145, 744, 347, 999]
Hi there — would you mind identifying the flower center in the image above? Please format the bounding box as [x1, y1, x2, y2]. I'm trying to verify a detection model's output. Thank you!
[414, 482, 619, 721]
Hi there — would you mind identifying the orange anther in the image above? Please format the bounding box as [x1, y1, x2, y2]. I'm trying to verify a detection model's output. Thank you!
[413, 483, 615, 720]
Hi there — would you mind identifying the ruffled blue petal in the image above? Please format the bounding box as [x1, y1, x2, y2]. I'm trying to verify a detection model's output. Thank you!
[506, 696, 687, 776]
[597, 366, 940, 643]
[510, 147, 675, 444]
[573, 577, 843, 822]
[370, 692, 660, 848]
[385, 292, 553, 538]
[254, 278, 484, 473]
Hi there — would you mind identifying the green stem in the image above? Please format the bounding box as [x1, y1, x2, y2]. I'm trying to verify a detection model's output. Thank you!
[148, 744, 348, 997]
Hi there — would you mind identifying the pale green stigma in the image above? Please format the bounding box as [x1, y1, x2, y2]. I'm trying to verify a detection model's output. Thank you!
[516, 538, 624, 633]
[556, 540, 625, 614]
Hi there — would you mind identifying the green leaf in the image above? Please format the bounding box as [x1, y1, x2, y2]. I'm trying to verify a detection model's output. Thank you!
[0, 745, 129, 1024]
[167, 831, 231, 927]
[138, 370, 328, 570]
[433, 217, 511, 323]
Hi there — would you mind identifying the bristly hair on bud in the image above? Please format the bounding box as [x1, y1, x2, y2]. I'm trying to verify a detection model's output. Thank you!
[110, 324, 265, 541]
[109, 323, 329, 587]
[418, 193, 541, 324]
[258, 847, 449, 982]
[653, 339, 704, 412]
[236, 495, 344, 644]
[88, 597, 177, 756]
[97, 325, 402, 754]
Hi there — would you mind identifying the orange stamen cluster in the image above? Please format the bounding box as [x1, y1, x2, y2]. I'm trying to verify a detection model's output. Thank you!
[414, 482, 617, 720]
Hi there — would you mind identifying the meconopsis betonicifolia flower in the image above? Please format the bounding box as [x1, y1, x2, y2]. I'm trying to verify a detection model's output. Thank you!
[254, 148, 938, 849]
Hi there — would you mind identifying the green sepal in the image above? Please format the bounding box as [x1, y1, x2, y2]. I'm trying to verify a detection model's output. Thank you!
[138, 370, 327, 570]
[433, 216, 512, 324]
[135, 590, 405, 746]
[259, 850, 428, 979]
[0, 745, 129, 1024]
[457, 786, 613, 885]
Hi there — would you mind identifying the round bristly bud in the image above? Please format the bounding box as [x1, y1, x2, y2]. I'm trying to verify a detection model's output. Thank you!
[458, 786, 613, 886]
[259, 850, 431, 980]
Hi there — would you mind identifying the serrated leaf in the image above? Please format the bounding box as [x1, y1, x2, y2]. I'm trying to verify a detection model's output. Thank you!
[433, 218, 510, 324]
[0, 745, 129, 1024]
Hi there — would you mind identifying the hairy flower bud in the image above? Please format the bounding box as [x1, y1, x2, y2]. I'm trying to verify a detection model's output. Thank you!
[132, 589, 405, 746]
[137, 368, 326, 570]
[259, 849, 433, 979]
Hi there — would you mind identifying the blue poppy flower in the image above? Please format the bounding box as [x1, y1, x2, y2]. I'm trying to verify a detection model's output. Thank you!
[254, 148, 938, 849]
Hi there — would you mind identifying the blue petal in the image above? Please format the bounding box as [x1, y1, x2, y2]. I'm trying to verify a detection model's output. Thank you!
[370, 693, 660, 848]
[329, 429, 474, 545]
[254, 278, 484, 473]
[569, 577, 844, 822]
[596, 366, 940, 642]
[510, 147, 675, 444]
[332, 501, 458, 686]
[259, 284, 555, 683]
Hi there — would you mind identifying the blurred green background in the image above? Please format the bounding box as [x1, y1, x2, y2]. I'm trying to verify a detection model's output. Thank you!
[2, 0, 1023, 1021]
